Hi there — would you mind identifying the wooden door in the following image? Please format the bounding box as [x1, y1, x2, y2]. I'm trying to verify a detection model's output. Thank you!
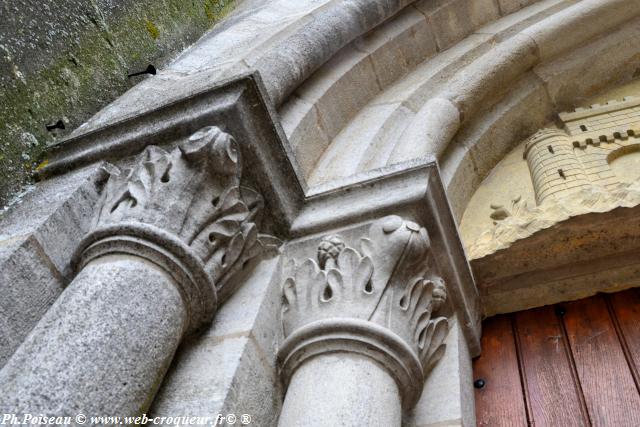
[474, 289, 640, 426]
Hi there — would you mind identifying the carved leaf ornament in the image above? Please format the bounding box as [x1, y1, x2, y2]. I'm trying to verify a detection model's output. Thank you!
[79, 127, 280, 331]
[282, 216, 448, 376]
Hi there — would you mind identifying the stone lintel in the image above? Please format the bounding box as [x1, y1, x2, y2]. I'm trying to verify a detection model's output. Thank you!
[474, 204, 640, 316]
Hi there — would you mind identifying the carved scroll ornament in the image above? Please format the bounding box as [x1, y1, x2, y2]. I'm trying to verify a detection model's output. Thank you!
[278, 215, 448, 407]
[75, 127, 280, 333]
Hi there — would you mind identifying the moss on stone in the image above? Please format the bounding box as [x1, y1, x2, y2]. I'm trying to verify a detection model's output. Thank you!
[145, 20, 160, 40]
[0, 0, 236, 208]
[205, 0, 236, 22]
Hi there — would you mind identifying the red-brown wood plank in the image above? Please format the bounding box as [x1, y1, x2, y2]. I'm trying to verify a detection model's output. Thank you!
[514, 306, 589, 426]
[474, 315, 528, 427]
[608, 288, 640, 387]
[564, 295, 640, 426]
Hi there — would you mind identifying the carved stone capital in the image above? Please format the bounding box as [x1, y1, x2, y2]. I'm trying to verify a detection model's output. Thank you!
[74, 126, 280, 333]
[278, 215, 449, 407]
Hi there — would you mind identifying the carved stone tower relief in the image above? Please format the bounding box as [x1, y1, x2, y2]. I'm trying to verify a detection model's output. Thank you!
[523, 128, 592, 205]
[456, 81, 640, 315]
[462, 93, 640, 259]
[524, 96, 640, 205]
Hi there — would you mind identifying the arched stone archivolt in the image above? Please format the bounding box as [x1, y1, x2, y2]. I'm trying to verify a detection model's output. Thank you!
[277, 0, 640, 222]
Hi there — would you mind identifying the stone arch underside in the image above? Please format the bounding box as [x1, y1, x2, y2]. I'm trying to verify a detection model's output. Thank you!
[67, 0, 640, 227]
[276, 0, 640, 221]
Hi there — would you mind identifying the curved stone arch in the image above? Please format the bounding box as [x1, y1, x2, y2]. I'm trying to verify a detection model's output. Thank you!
[275, 0, 640, 221]
[282, 0, 547, 179]
[608, 143, 640, 185]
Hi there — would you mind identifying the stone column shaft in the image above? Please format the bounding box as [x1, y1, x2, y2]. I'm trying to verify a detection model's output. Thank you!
[278, 353, 401, 427]
[277, 216, 450, 427]
[0, 256, 186, 414]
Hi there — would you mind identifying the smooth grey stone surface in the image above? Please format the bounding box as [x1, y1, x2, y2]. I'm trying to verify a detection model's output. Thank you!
[0, 255, 186, 416]
[278, 353, 402, 427]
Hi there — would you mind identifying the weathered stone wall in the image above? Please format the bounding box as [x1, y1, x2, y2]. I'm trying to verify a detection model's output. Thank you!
[0, 0, 238, 207]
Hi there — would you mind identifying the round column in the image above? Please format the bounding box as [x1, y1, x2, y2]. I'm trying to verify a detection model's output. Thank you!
[0, 255, 187, 415]
[0, 127, 276, 416]
[277, 216, 450, 427]
[279, 353, 401, 426]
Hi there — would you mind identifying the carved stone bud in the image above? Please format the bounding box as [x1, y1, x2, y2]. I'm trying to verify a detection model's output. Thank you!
[279, 215, 449, 408]
[431, 276, 447, 312]
[317, 235, 345, 269]
[75, 126, 280, 333]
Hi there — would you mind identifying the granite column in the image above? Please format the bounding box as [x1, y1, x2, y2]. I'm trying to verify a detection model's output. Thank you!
[277, 216, 450, 427]
[0, 127, 278, 416]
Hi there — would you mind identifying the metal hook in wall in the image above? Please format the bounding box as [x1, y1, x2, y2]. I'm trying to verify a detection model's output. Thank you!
[127, 64, 157, 78]
[45, 119, 65, 131]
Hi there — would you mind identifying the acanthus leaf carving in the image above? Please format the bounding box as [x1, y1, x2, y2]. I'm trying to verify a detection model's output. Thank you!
[80, 126, 280, 331]
[279, 215, 449, 406]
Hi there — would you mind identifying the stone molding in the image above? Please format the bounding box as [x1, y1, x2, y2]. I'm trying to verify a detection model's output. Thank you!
[469, 181, 640, 260]
[278, 216, 449, 408]
[74, 126, 280, 333]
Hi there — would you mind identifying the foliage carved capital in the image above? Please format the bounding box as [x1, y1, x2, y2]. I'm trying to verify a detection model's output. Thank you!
[76, 126, 280, 333]
[278, 215, 449, 407]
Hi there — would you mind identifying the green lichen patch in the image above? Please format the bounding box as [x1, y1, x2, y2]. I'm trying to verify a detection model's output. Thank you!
[0, 0, 236, 208]
[145, 20, 160, 40]
[205, 0, 236, 22]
